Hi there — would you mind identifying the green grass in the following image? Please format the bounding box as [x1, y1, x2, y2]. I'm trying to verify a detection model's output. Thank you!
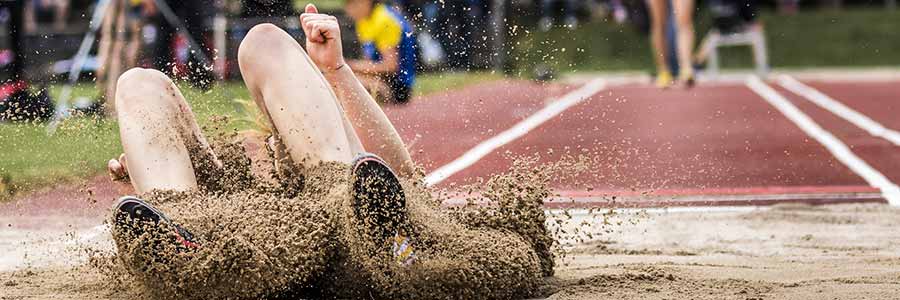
[295, 0, 344, 11]
[0, 118, 120, 195]
[414, 71, 504, 97]
[510, 8, 900, 74]
[0, 72, 500, 200]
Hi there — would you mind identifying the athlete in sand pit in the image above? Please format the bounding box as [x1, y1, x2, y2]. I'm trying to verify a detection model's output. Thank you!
[108, 5, 415, 193]
[105, 4, 548, 299]
[107, 0, 416, 291]
[108, 5, 418, 215]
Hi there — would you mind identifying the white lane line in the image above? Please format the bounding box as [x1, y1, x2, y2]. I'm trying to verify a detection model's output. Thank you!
[548, 191, 883, 204]
[424, 78, 607, 186]
[746, 76, 900, 206]
[445, 191, 883, 208]
[551, 205, 769, 217]
[777, 75, 900, 146]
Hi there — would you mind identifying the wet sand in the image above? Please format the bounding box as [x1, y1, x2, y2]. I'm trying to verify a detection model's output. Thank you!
[4, 203, 900, 299]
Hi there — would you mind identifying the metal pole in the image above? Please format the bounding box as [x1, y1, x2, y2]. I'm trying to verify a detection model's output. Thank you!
[489, 0, 507, 71]
[47, 0, 112, 134]
[213, 0, 227, 79]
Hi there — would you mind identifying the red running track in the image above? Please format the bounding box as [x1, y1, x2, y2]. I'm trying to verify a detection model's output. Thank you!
[385, 80, 573, 171]
[774, 81, 900, 184]
[3, 77, 897, 216]
[416, 79, 899, 207]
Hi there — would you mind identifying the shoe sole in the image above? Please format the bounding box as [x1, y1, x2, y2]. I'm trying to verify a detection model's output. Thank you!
[114, 196, 199, 249]
[350, 153, 409, 244]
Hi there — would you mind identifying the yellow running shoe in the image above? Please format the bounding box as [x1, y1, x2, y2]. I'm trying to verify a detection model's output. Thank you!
[655, 70, 674, 89]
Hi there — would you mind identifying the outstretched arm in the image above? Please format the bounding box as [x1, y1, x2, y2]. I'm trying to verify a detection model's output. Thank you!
[299, 4, 415, 177]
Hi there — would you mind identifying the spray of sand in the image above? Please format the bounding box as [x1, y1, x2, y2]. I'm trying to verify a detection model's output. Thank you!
[88, 127, 625, 299]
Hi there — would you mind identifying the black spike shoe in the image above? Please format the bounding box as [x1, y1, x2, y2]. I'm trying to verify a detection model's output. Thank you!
[350, 153, 415, 266]
[114, 196, 200, 251]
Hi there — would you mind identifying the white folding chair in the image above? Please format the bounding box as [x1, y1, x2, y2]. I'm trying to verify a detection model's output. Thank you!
[704, 28, 770, 77]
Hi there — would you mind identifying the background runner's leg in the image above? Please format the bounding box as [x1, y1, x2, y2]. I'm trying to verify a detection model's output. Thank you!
[95, 0, 115, 100]
[115, 68, 221, 194]
[646, 0, 671, 75]
[238, 24, 364, 166]
[674, 0, 696, 78]
[104, 0, 128, 114]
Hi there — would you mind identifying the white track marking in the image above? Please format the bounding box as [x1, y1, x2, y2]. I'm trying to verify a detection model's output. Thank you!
[547, 191, 883, 204]
[780, 68, 900, 83]
[746, 77, 900, 205]
[550, 205, 769, 217]
[777, 75, 900, 146]
[424, 78, 607, 186]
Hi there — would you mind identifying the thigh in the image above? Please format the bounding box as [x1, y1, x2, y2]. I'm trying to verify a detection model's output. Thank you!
[673, 0, 695, 23]
[116, 68, 220, 194]
[646, 0, 668, 25]
[238, 24, 363, 165]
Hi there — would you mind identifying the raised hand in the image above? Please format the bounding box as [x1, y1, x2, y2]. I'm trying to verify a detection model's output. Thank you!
[299, 4, 346, 72]
[108, 153, 129, 182]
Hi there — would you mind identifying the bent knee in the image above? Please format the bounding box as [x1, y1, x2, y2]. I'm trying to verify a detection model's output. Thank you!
[245, 23, 287, 41]
[117, 68, 173, 94]
[238, 24, 301, 69]
[116, 68, 177, 111]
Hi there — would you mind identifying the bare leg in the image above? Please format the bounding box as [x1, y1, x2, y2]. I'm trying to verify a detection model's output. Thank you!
[95, 0, 117, 100]
[238, 24, 363, 167]
[646, 0, 670, 77]
[693, 30, 715, 64]
[674, 0, 696, 80]
[53, 0, 69, 30]
[115, 68, 221, 194]
[23, 0, 36, 33]
[105, 1, 128, 115]
[125, 20, 142, 69]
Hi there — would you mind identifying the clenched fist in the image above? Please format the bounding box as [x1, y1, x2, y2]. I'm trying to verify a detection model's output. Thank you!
[299, 4, 346, 72]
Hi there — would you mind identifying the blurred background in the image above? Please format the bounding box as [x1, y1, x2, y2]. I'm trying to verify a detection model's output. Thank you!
[2, 0, 897, 80]
[0, 0, 897, 199]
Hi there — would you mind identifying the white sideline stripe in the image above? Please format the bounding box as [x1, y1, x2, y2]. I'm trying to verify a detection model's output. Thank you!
[746, 77, 900, 206]
[544, 191, 883, 204]
[550, 205, 769, 217]
[777, 75, 900, 146]
[423, 78, 607, 186]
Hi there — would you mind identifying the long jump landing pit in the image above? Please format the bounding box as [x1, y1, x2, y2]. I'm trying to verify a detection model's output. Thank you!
[4, 203, 899, 299]
[3, 74, 900, 299]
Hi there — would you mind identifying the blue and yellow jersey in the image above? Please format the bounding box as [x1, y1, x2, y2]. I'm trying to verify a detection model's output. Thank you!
[355, 3, 416, 88]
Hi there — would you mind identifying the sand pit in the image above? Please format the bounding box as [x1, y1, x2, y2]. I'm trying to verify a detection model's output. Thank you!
[3, 129, 899, 299]
[4, 202, 900, 299]
[3, 134, 560, 299]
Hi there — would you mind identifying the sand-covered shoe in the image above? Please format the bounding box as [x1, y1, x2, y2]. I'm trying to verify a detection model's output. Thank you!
[351, 153, 416, 266]
[114, 196, 200, 251]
